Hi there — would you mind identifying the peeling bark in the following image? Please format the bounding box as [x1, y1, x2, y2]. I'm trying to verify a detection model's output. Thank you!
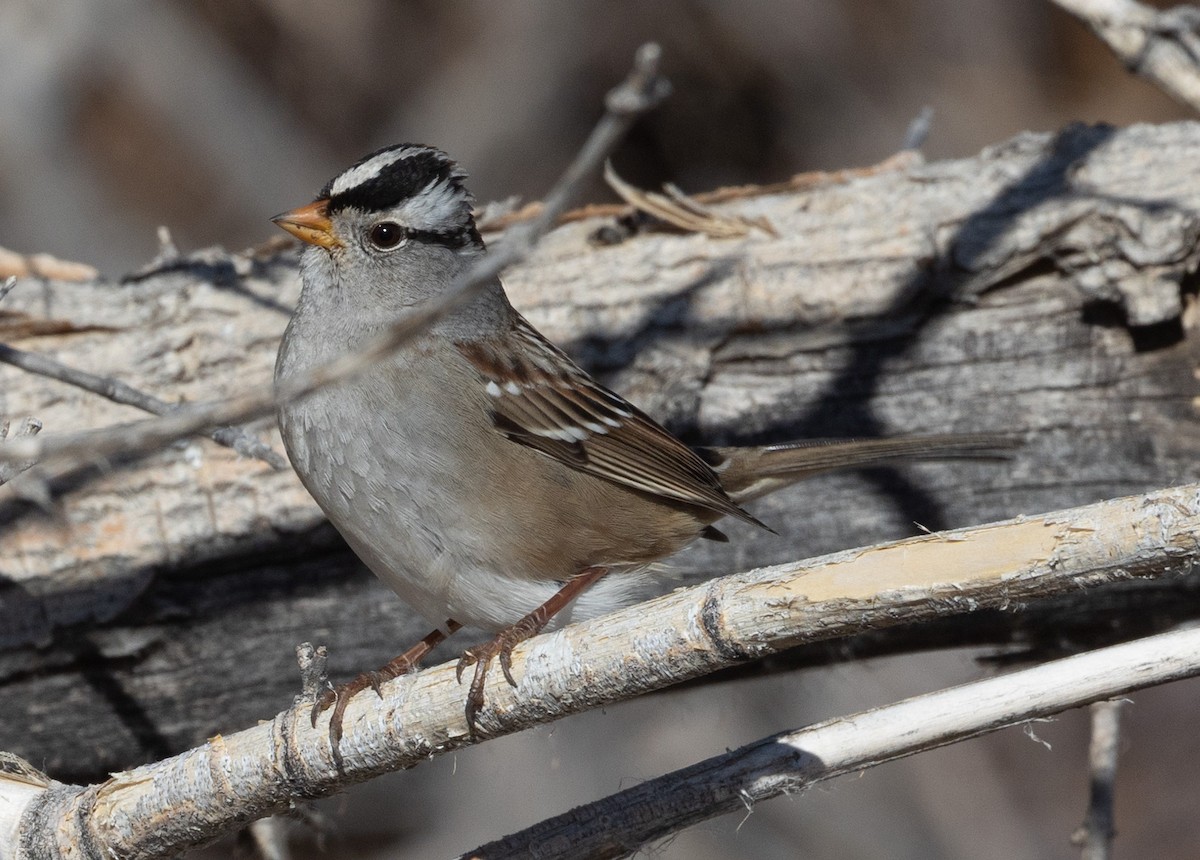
[2, 122, 1200, 780]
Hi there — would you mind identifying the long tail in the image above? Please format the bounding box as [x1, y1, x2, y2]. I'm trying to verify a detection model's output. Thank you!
[706, 433, 1019, 504]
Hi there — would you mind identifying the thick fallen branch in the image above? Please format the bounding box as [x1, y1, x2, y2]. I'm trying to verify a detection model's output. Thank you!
[4, 120, 1200, 780]
[465, 627, 1200, 860]
[3, 481, 1197, 858]
[1053, 0, 1200, 113]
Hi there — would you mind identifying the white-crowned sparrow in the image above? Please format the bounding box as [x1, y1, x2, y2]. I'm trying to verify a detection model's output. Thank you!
[273, 144, 1009, 750]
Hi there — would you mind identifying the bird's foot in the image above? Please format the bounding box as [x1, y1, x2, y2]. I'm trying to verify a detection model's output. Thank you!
[453, 565, 609, 737]
[310, 623, 459, 769]
[456, 613, 546, 737]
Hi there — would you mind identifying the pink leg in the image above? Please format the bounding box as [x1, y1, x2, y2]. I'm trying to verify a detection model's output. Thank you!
[456, 566, 609, 736]
[315, 619, 463, 765]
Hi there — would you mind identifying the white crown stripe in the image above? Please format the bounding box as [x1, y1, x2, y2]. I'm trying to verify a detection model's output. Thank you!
[328, 148, 416, 197]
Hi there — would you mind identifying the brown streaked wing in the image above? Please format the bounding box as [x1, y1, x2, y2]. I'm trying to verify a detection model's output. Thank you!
[456, 317, 762, 526]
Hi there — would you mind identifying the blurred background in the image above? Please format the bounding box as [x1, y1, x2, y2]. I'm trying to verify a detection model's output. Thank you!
[3, 1, 1198, 858]
[0, 0, 1190, 277]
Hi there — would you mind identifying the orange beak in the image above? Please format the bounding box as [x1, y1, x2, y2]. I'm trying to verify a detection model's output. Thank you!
[271, 199, 341, 249]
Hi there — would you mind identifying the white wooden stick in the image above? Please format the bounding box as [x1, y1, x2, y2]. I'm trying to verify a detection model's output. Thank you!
[466, 626, 1200, 859]
[3, 482, 1198, 858]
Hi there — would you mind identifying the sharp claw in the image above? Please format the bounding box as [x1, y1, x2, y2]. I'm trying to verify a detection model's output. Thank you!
[305, 631, 452, 770]
[464, 697, 480, 738]
[499, 645, 518, 688]
[464, 660, 490, 739]
[310, 689, 334, 729]
[330, 700, 347, 748]
[331, 746, 345, 772]
[455, 650, 476, 684]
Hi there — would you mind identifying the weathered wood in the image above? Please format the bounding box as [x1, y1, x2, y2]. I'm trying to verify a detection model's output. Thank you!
[9, 484, 1200, 860]
[2, 121, 1199, 779]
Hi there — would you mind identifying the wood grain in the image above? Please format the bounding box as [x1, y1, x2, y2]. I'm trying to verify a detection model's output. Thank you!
[2, 121, 1199, 779]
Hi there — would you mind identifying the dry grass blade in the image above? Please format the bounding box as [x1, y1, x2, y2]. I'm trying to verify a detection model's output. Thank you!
[603, 161, 776, 238]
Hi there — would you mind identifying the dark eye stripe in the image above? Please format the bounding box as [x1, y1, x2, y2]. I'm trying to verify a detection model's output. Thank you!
[406, 226, 484, 249]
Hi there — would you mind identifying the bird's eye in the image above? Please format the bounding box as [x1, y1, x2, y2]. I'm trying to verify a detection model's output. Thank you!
[367, 221, 405, 250]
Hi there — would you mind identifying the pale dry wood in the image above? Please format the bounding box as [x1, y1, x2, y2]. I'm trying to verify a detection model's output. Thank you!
[0, 418, 42, 487]
[3, 121, 1200, 781]
[602, 161, 776, 237]
[0, 247, 98, 282]
[245, 818, 291, 860]
[1053, 0, 1200, 113]
[4, 482, 1200, 859]
[465, 628, 1200, 860]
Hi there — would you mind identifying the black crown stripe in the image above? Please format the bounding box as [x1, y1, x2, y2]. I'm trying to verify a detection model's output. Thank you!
[323, 145, 463, 215]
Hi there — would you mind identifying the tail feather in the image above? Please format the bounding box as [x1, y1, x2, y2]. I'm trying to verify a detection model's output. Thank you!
[707, 433, 1019, 504]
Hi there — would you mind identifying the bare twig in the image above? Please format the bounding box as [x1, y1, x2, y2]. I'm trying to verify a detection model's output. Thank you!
[465, 630, 1191, 860]
[1052, 0, 1200, 113]
[295, 642, 329, 701]
[0, 753, 49, 853]
[0, 342, 285, 469]
[0, 43, 669, 473]
[5, 482, 1200, 858]
[603, 162, 776, 237]
[1071, 699, 1124, 860]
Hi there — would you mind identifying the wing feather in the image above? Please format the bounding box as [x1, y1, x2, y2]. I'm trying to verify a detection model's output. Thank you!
[457, 315, 762, 526]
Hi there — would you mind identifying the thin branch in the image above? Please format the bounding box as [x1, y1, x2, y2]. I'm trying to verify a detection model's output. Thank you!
[466, 629, 1196, 860]
[477, 149, 920, 233]
[5, 481, 1200, 858]
[0, 43, 669, 473]
[1051, 0, 1200, 113]
[1071, 699, 1124, 860]
[0, 341, 285, 470]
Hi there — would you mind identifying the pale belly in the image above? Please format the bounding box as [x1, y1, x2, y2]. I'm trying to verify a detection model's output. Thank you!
[277, 368, 684, 632]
